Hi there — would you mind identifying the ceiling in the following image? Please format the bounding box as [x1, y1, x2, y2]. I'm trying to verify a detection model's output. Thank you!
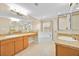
[17, 3, 70, 19]
[1, 3, 79, 20]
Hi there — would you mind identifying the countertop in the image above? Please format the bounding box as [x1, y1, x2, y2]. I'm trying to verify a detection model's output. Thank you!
[55, 39, 79, 49]
[0, 32, 37, 41]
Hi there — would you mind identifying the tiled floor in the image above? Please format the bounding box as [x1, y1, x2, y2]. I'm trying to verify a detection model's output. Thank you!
[15, 40, 56, 56]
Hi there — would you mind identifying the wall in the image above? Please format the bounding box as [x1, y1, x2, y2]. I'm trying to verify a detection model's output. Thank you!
[0, 17, 10, 34]
[32, 20, 41, 32]
[53, 17, 58, 40]
[0, 3, 9, 11]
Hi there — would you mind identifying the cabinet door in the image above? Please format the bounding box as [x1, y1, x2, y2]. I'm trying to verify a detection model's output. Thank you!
[56, 44, 79, 56]
[0, 40, 7, 56]
[0, 39, 15, 56]
[6, 39, 15, 56]
[23, 36, 29, 49]
[14, 37, 23, 53]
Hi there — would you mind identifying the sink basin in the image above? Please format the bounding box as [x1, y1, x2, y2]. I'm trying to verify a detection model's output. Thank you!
[58, 36, 77, 42]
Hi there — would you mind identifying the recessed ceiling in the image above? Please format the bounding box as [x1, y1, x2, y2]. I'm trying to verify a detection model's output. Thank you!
[17, 3, 69, 18]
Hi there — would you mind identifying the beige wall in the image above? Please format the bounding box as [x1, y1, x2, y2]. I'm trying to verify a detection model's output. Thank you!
[53, 17, 58, 40]
[32, 20, 41, 32]
[0, 17, 10, 24]
[0, 17, 11, 34]
[0, 3, 9, 11]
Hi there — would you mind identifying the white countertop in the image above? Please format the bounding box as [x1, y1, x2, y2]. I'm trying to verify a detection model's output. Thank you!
[0, 33, 37, 41]
[55, 39, 79, 49]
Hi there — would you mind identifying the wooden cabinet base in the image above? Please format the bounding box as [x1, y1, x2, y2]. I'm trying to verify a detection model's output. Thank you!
[0, 37, 29, 56]
[0, 32, 37, 56]
[56, 43, 79, 56]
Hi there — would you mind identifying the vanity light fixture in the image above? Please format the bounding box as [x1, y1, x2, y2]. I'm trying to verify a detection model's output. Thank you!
[69, 3, 79, 11]
[7, 3, 30, 16]
[10, 17, 20, 22]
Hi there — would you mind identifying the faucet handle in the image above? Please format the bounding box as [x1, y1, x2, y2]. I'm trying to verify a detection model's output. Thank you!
[75, 35, 79, 41]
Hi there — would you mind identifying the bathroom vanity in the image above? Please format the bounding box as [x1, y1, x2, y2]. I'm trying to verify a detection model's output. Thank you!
[0, 32, 38, 56]
[55, 40, 79, 56]
[56, 11, 79, 56]
[55, 33, 79, 56]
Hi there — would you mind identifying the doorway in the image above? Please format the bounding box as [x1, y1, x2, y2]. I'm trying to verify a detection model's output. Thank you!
[38, 20, 53, 43]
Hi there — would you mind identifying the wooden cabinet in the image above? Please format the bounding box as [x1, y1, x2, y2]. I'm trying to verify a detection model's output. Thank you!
[6, 39, 15, 56]
[23, 36, 29, 49]
[0, 33, 37, 56]
[0, 40, 7, 56]
[56, 43, 79, 56]
[0, 39, 15, 56]
[0, 36, 29, 56]
[14, 37, 24, 53]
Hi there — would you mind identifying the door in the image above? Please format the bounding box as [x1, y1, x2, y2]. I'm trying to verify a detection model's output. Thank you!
[38, 20, 53, 43]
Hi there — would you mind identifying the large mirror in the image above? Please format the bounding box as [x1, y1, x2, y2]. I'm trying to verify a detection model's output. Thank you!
[71, 11, 79, 31]
[58, 14, 71, 31]
[58, 15, 67, 31]
[58, 11, 79, 31]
